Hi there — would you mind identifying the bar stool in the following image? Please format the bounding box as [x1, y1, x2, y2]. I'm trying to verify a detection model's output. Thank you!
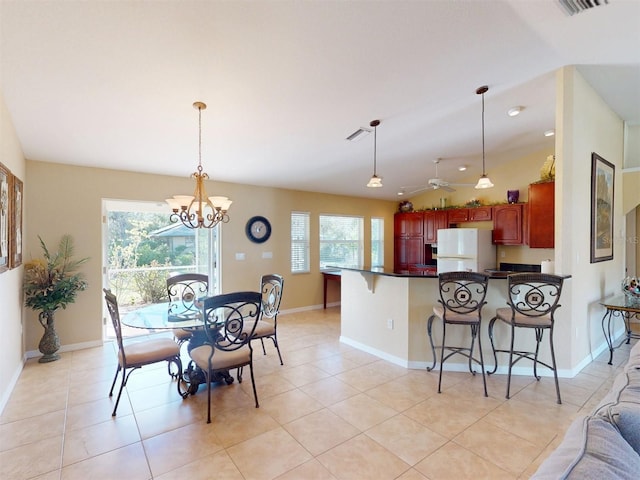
[426, 271, 490, 396]
[487, 273, 564, 404]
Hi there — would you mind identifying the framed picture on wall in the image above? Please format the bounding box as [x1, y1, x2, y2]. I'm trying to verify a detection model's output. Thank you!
[0, 162, 10, 273]
[10, 175, 23, 268]
[590, 152, 615, 263]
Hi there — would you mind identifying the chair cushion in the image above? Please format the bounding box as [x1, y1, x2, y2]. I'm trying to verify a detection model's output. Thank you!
[174, 329, 192, 341]
[432, 304, 480, 324]
[121, 338, 180, 366]
[243, 320, 275, 338]
[190, 344, 251, 371]
[495, 307, 552, 327]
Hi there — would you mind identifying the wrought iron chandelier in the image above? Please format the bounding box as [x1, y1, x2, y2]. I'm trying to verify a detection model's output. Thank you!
[166, 102, 232, 229]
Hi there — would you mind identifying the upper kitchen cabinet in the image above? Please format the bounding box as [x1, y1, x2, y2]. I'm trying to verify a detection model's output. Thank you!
[394, 212, 425, 272]
[492, 204, 524, 245]
[527, 181, 555, 248]
[424, 210, 448, 244]
[394, 212, 424, 237]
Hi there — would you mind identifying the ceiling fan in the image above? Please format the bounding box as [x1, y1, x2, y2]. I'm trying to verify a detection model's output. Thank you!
[400, 159, 474, 195]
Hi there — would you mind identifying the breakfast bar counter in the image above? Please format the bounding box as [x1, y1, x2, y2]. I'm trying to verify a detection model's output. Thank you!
[338, 267, 571, 373]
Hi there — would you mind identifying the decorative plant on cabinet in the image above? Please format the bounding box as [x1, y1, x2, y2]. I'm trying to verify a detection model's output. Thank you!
[23, 235, 89, 362]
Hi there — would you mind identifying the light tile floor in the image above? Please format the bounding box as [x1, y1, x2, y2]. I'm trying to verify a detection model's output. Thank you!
[1, 307, 635, 480]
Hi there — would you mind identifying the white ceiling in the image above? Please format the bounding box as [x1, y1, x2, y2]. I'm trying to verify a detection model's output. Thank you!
[1, 1, 639, 201]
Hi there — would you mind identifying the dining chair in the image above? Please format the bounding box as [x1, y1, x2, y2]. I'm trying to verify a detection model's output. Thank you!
[103, 288, 185, 416]
[487, 273, 565, 404]
[188, 291, 262, 423]
[426, 271, 490, 396]
[166, 273, 208, 347]
[242, 273, 285, 364]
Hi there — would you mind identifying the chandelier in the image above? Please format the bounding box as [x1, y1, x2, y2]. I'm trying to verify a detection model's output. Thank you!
[166, 102, 232, 229]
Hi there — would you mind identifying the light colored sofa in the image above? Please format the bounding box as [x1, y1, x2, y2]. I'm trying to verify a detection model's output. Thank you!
[532, 340, 640, 479]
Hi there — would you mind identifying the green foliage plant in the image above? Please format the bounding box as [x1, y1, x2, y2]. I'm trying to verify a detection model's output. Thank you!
[23, 235, 89, 313]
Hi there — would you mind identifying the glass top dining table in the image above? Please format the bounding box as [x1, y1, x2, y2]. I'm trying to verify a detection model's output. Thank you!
[120, 302, 204, 330]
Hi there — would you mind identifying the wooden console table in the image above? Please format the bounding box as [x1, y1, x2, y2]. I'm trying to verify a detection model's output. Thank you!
[322, 270, 342, 309]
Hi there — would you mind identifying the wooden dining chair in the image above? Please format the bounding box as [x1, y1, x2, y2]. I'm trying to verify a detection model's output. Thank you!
[166, 273, 208, 347]
[103, 288, 185, 416]
[188, 291, 262, 423]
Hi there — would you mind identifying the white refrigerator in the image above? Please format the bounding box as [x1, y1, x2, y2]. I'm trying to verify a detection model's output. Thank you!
[437, 228, 496, 274]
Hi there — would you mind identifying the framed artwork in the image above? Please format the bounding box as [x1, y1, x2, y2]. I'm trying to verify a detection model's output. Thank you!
[10, 175, 23, 268]
[0, 162, 9, 273]
[590, 152, 615, 263]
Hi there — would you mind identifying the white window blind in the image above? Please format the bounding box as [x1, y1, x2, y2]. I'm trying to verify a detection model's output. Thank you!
[291, 211, 310, 273]
[371, 217, 384, 268]
[319, 215, 363, 270]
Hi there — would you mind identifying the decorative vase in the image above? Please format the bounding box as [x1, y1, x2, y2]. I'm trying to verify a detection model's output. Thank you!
[507, 190, 519, 204]
[38, 311, 61, 363]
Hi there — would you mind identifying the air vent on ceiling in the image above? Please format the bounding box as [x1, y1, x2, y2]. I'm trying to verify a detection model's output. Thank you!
[557, 0, 610, 16]
[345, 127, 372, 141]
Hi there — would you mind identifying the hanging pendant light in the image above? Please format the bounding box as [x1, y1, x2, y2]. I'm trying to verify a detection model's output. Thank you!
[166, 102, 232, 228]
[475, 86, 494, 189]
[366, 119, 383, 188]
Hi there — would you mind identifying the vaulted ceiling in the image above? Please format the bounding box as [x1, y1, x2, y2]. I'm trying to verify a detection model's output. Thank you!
[1, 1, 639, 200]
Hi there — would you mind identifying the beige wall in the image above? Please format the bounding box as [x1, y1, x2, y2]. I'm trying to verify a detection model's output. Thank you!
[23, 160, 397, 353]
[556, 66, 625, 369]
[0, 91, 26, 411]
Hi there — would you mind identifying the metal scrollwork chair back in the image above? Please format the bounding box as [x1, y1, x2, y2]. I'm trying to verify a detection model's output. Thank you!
[103, 288, 184, 417]
[244, 273, 284, 365]
[167, 273, 208, 346]
[426, 271, 490, 396]
[487, 273, 565, 404]
[188, 291, 262, 423]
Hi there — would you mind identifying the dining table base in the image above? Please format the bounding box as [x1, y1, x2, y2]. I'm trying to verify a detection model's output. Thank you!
[181, 329, 234, 395]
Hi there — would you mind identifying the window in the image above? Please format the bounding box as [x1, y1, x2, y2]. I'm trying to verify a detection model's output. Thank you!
[291, 211, 310, 273]
[319, 215, 363, 270]
[371, 217, 384, 268]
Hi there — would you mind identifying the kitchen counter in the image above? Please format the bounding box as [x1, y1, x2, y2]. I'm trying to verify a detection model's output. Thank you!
[338, 266, 564, 279]
[338, 268, 571, 371]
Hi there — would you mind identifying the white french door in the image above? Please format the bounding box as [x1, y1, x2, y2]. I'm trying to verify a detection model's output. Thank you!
[101, 199, 221, 339]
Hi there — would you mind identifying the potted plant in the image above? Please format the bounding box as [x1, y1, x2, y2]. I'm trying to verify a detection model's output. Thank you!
[23, 235, 89, 362]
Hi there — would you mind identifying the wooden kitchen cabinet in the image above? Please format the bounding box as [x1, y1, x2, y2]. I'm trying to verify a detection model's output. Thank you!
[394, 212, 425, 272]
[394, 212, 424, 236]
[527, 181, 554, 248]
[469, 206, 492, 221]
[447, 208, 469, 223]
[423, 210, 448, 244]
[492, 204, 524, 245]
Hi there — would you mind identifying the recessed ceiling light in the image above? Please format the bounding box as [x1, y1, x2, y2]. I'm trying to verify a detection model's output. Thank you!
[544, 129, 555, 137]
[458, 165, 467, 171]
[507, 106, 523, 117]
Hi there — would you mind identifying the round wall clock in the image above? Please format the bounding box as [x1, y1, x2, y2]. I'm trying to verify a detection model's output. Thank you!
[245, 216, 272, 243]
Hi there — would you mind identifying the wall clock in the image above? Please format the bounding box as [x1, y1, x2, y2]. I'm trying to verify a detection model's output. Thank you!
[245, 216, 272, 243]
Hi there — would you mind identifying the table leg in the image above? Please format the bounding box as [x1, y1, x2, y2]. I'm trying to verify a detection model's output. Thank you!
[323, 275, 328, 309]
[602, 309, 615, 365]
[182, 329, 234, 396]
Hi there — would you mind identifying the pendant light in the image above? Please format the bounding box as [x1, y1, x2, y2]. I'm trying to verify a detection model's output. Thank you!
[475, 86, 494, 189]
[366, 119, 383, 188]
[166, 102, 232, 228]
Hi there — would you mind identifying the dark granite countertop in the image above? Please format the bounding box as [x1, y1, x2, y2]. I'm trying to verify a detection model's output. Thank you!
[333, 266, 570, 280]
